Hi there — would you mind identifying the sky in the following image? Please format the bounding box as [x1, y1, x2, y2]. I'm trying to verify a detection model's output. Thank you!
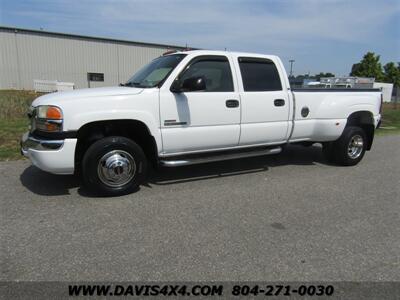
[1, 0, 399, 76]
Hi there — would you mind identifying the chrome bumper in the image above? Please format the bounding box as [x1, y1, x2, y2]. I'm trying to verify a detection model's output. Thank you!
[21, 132, 64, 156]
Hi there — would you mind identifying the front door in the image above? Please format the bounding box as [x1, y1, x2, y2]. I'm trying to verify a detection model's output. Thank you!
[159, 55, 240, 155]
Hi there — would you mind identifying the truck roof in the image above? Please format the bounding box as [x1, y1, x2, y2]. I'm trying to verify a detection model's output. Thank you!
[169, 49, 279, 60]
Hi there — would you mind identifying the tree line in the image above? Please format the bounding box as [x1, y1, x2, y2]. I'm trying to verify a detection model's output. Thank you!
[290, 52, 400, 87]
[350, 52, 399, 87]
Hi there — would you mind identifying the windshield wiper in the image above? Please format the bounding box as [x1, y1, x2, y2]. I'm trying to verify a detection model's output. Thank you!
[122, 81, 147, 88]
[119, 82, 139, 87]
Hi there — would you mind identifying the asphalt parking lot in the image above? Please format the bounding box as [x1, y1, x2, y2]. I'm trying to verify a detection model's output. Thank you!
[1, 135, 399, 282]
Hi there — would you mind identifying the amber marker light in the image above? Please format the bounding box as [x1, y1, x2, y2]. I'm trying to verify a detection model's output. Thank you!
[46, 106, 63, 119]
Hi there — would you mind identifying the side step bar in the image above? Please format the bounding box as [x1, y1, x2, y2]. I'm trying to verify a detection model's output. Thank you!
[159, 146, 282, 167]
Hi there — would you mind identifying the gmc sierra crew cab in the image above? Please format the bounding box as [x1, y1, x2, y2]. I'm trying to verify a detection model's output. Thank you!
[21, 50, 382, 196]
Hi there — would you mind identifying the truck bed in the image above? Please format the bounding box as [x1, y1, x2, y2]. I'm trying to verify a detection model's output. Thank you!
[289, 89, 381, 142]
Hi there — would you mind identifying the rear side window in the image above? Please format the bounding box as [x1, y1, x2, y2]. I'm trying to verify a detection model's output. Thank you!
[238, 57, 282, 91]
[179, 56, 234, 92]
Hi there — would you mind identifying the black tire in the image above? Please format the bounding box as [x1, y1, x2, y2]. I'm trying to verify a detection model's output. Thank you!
[82, 136, 147, 196]
[328, 126, 367, 166]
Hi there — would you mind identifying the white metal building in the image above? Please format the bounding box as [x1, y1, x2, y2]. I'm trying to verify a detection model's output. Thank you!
[0, 26, 185, 90]
[372, 82, 394, 102]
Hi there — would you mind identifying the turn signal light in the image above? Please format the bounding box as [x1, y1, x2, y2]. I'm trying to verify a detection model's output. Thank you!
[45, 122, 59, 131]
[46, 106, 62, 119]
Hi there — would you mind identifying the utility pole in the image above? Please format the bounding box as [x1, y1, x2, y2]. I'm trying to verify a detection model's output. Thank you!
[289, 59, 295, 77]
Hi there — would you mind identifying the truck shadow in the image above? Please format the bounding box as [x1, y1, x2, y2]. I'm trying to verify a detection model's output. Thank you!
[20, 144, 330, 196]
[20, 166, 80, 196]
[148, 144, 329, 185]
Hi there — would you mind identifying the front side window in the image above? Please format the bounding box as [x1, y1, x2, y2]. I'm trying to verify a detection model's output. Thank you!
[178, 56, 234, 92]
[238, 57, 282, 91]
[125, 54, 186, 88]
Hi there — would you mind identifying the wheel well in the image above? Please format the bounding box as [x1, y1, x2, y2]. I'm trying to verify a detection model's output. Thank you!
[347, 111, 375, 150]
[75, 120, 158, 174]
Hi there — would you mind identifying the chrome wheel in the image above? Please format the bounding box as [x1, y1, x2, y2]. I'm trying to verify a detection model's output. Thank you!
[347, 135, 364, 159]
[97, 150, 136, 187]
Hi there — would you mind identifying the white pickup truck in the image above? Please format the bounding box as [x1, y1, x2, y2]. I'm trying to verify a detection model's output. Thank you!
[21, 50, 382, 196]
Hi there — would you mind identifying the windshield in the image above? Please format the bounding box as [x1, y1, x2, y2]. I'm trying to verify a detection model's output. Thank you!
[125, 54, 186, 88]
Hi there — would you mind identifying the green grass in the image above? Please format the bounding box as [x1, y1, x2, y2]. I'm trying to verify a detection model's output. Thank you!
[0, 90, 399, 161]
[0, 90, 40, 161]
[376, 103, 400, 135]
[0, 118, 29, 160]
[0, 90, 40, 119]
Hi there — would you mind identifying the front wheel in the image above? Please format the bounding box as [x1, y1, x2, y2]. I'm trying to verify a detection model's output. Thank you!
[82, 136, 147, 196]
[324, 126, 367, 166]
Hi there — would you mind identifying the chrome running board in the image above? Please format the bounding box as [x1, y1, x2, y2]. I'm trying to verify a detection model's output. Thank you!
[160, 147, 282, 167]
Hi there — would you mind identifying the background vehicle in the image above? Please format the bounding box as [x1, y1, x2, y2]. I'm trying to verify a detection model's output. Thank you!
[21, 50, 382, 196]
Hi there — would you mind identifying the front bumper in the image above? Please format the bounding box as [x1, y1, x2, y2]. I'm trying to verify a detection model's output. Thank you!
[21, 132, 64, 153]
[21, 132, 77, 174]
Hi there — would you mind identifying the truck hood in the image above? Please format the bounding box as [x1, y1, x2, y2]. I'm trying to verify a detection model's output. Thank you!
[32, 86, 144, 107]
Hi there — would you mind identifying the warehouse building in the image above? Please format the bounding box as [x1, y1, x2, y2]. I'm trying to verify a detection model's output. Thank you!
[0, 26, 186, 90]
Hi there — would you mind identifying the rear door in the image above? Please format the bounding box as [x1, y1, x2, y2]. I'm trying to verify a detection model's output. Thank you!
[233, 56, 290, 145]
[159, 55, 241, 154]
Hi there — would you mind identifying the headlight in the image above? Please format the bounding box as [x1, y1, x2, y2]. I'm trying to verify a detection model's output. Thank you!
[33, 105, 63, 132]
[37, 105, 63, 119]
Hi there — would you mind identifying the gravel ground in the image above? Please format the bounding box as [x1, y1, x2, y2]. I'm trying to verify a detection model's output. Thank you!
[1, 135, 399, 281]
